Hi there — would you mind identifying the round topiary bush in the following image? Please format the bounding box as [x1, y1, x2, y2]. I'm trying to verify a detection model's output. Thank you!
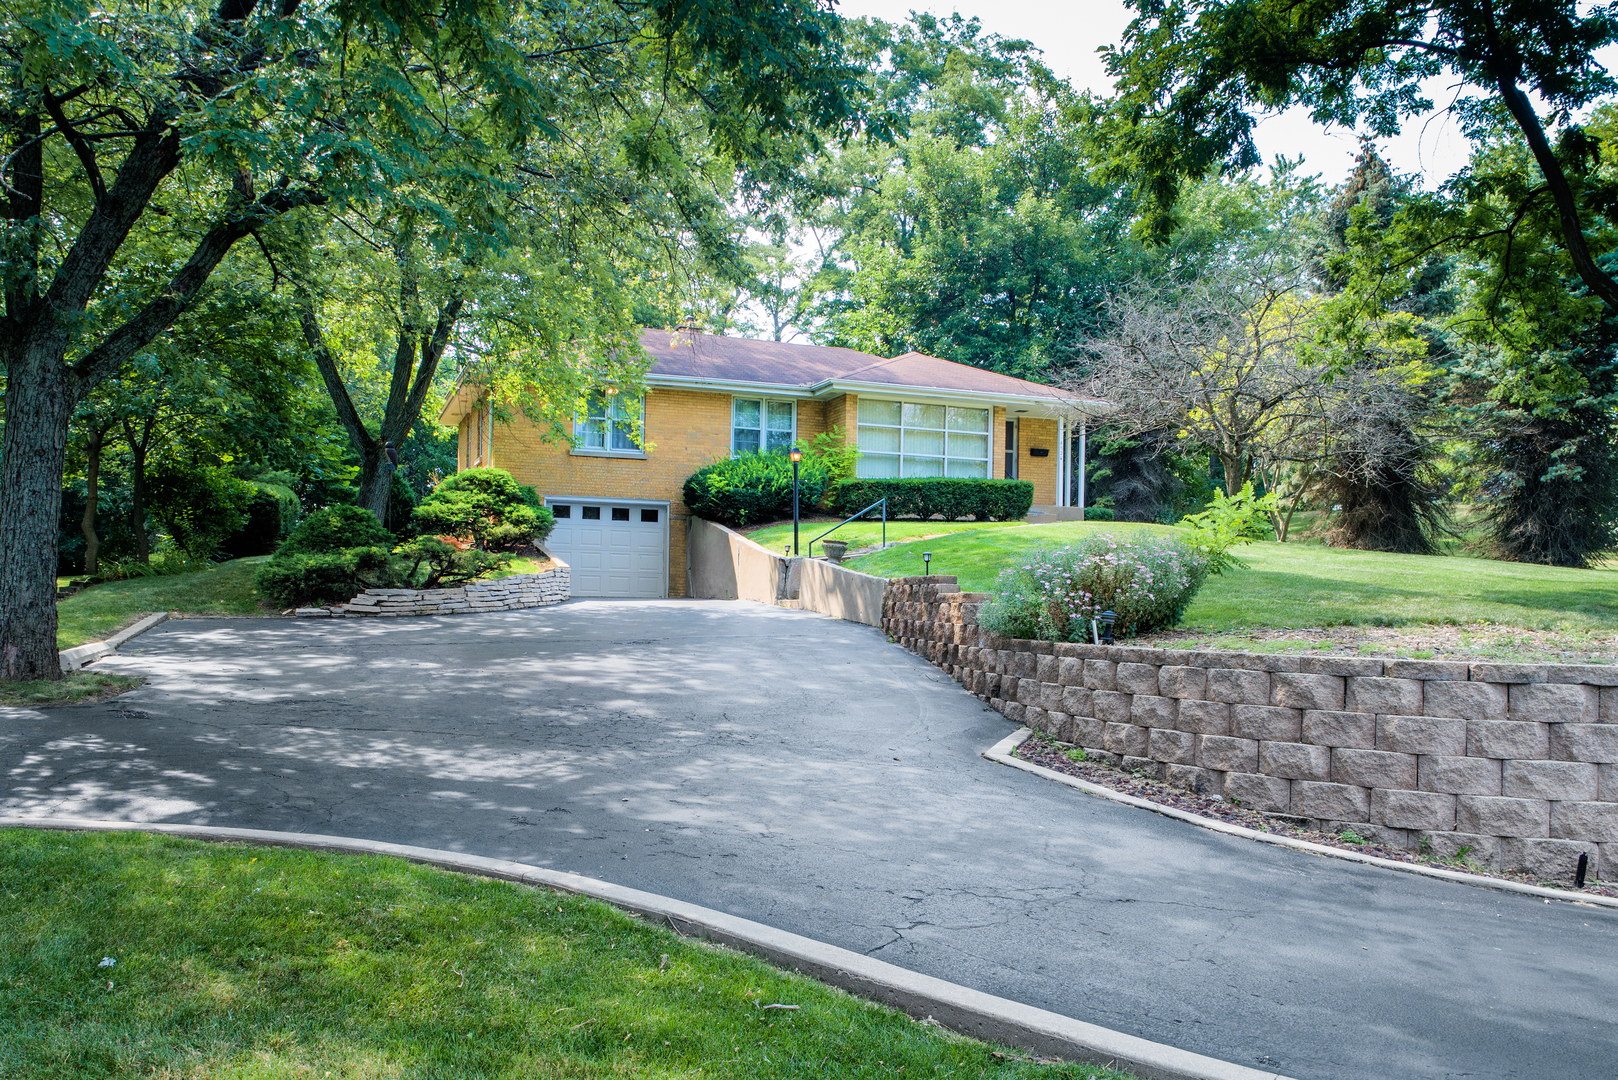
[276, 505, 395, 557]
[977, 533, 1209, 641]
[411, 467, 552, 551]
[683, 453, 830, 528]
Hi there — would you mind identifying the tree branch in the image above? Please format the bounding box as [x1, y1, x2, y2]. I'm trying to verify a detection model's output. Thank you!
[41, 90, 106, 205]
[69, 185, 325, 391]
[298, 295, 375, 456]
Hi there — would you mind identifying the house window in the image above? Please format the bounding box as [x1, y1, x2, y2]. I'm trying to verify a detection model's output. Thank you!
[856, 400, 990, 479]
[576, 391, 642, 453]
[732, 398, 795, 455]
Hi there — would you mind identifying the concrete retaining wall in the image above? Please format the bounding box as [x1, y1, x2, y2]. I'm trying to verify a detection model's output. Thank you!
[300, 552, 570, 618]
[687, 517, 789, 605]
[885, 576, 1618, 881]
[796, 556, 886, 626]
[687, 517, 888, 626]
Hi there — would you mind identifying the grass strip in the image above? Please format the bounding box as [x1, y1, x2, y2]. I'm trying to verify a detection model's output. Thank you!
[0, 673, 143, 708]
[847, 521, 1618, 635]
[0, 829, 1132, 1080]
[56, 558, 273, 650]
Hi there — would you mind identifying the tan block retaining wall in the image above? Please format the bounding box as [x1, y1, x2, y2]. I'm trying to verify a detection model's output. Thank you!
[884, 576, 1618, 881]
[297, 561, 570, 618]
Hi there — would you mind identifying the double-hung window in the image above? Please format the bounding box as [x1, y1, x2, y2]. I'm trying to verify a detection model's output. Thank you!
[732, 398, 795, 455]
[856, 400, 990, 478]
[576, 391, 642, 453]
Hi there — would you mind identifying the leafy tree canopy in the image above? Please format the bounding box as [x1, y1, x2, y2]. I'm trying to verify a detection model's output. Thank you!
[1103, 0, 1618, 308]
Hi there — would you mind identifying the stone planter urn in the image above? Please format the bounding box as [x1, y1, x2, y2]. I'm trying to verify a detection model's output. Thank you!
[822, 539, 849, 563]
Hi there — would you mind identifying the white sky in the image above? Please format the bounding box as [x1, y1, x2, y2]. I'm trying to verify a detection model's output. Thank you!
[835, 0, 1615, 188]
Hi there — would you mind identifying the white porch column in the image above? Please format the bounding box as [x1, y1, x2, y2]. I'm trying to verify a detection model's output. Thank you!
[1077, 419, 1087, 511]
[1056, 418, 1067, 506]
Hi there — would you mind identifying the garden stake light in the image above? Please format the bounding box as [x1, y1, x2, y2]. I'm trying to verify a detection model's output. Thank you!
[789, 448, 803, 555]
[923, 551, 931, 573]
[1099, 610, 1118, 645]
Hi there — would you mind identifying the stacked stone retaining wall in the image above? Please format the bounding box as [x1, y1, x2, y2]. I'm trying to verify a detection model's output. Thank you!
[884, 576, 1618, 881]
[299, 564, 570, 617]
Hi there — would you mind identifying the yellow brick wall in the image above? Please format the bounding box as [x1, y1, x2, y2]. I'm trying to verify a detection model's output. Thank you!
[796, 399, 827, 443]
[491, 387, 738, 598]
[1017, 417, 1060, 504]
[991, 407, 1007, 479]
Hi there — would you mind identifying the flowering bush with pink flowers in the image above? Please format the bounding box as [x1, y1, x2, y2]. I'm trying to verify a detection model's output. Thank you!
[978, 533, 1209, 641]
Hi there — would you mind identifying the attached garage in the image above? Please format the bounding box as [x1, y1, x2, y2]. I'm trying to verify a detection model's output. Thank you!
[544, 497, 669, 598]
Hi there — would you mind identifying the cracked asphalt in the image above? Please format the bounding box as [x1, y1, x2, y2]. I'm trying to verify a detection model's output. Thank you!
[3, 600, 1614, 1079]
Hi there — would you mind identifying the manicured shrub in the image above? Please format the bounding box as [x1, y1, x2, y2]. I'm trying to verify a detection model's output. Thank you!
[830, 478, 1034, 522]
[683, 453, 830, 527]
[254, 546, 396, 608]
[1084, 505, 1115, 521]
[276, 505, 394, 557]
[220, 485, 285, 558]
[395, 537, 504, 588]
[977, 533, 1209, 641]
[412, 467, 553, 550]
[144, 464, 255, 556]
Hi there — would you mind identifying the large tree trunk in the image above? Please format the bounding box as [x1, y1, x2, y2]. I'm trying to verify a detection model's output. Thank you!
[0, 342, 75, 681]
[80, 425, 107, 575]
[356, 446, 391, 521]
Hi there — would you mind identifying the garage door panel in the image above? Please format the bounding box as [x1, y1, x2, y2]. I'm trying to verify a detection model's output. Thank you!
[545, 498, 668, 598]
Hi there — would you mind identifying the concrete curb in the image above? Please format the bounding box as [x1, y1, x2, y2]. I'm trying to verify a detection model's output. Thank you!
[0, 816, 1291, 1080]
[58, 612, 169, 672]
[984, 728, 1618, 912]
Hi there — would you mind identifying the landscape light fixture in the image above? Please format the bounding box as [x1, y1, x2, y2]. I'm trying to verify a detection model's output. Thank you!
[923, 551, 932, 573]
[789, 448, 803, 555]
[1576, 852, 1589, 889]
[1098, 610, 1118, 645]
[602, 378, 619, 397]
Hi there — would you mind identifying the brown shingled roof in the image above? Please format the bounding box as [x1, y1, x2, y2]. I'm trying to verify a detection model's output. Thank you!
[640, 328, 1071, 401]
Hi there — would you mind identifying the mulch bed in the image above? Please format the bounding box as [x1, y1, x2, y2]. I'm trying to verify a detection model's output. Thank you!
[1011, 731, 1618, 900]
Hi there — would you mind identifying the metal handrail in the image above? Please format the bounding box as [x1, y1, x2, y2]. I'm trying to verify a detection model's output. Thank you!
[807, 499, 886, 558]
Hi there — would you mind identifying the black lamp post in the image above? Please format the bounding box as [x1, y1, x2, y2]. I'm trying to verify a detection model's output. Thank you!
[922, 551, 932, 574]
[789, 448, 803, 555]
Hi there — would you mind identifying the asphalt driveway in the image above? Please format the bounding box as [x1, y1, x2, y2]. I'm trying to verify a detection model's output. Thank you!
[2, 600, 1614, 1080]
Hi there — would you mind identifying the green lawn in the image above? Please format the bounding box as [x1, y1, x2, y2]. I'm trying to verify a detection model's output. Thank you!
[56, 557, 274, 650]
[0, 829, 1128, 1080]
[743, 516, 1033, 554]
[847, 521, 1618, 633]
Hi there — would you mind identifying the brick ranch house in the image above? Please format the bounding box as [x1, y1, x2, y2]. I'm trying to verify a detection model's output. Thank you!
[439, 328, 1106, 598]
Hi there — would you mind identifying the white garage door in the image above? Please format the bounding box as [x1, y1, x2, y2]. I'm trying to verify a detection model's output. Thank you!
[545, 498, 669, 598]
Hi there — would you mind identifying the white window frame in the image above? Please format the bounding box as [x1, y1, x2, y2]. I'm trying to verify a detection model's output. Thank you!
[572, 390, 646, 458]
[731, 397, 797, 456]
[855, 399, 992, 480]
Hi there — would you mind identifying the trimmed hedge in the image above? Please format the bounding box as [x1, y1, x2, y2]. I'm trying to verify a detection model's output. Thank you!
[684, 453, 830, 527]
[830, 478, 1034, 521]
[255, 546, 395, 609]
